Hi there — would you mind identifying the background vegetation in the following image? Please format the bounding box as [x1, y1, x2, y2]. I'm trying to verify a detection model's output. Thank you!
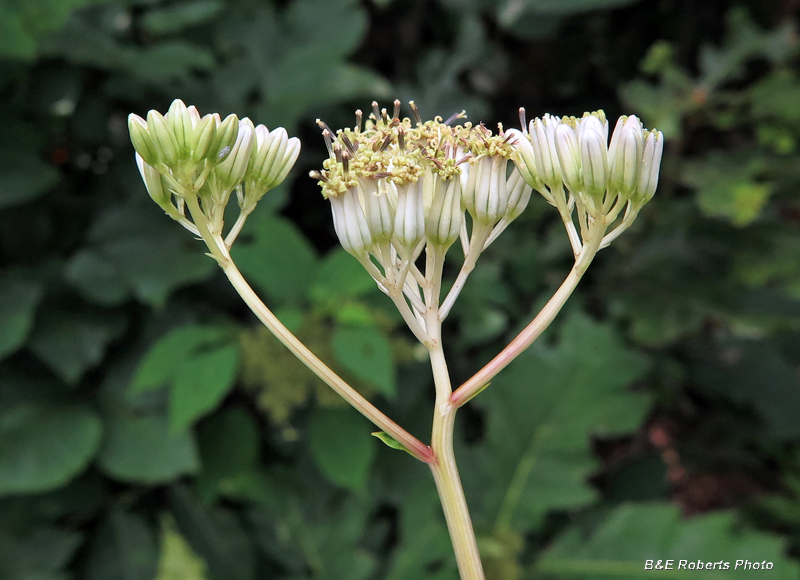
[2, 0, 800, 578]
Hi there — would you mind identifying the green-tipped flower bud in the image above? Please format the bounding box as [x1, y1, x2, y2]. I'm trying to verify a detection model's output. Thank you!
[426, 176, 463, 250]
[580, 125, 609, 201]
[209, 114, 239, 163]
[211, 119, 254, 197]
[135, 153, 171, 208]
[166, 99, 193, 160]
[393, 180, 425, 256]
[330, 187, 373, 258]
[190, 114, 217, 163]
[146, 110, 179, 167]
[554, 124, 581, 193]
[128, 114, 159, 167]
[633, 129, 664, 206]
[609, 115, 644, 196]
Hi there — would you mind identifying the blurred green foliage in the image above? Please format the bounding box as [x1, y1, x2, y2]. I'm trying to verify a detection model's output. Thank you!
[3, 0, 800, 578]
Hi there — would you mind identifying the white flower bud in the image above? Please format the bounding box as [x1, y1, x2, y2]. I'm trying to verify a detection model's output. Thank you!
[212, 119, 254, 197]
[462, 156, 491, 219]
[135, 152, 171, 208]
[554, 124, 581, 193]
[609, 115, 644, 196]
[506, 128, 542, 191]
[190, 114, 217, 163]
[634, 130, 664, 205]
[504, 167, 532, 222]
[393, 180, 425, 256]
[426, 177, 463, 250]
[580, 125, 609, 200]
[208, 114, 239, 163]
[473, 156, 509, 225]
[360, 178, 395, 245]
[331, 187, 373, 257]
[529, 114, 562, 188]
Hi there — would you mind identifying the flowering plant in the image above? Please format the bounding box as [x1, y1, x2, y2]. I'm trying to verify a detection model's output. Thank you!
[129, 98, 662, 580]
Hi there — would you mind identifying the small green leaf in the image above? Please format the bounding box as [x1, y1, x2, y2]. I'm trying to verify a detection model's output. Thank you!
[331, 325, 396, 396]
[169, 344, 240, 433]
[0, 277, 43, 360]
[98, 412, 199, 484]
[143, 0, 224, 36]
[0, 526, 82, 579]
[371, 431, 414, 456]
[0, 404, 102, 496]
[309, 249, 376, 304]
[131, 325, 231, 394]
[309, 408, 375, 491]
[156, 515, 210, 580]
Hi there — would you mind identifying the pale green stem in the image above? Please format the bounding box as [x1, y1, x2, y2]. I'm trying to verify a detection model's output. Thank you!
[425, 249, 486, 580]
[439, 223, 491, 321]
[183, 193, 433, 463]
[224, 208, 251, 248]
[450, 219, 606, 408]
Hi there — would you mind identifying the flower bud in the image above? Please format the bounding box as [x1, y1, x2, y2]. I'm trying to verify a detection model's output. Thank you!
[190, 114, 217, 163]
[330, 187, 373, 258]
[580, 125, 609, 201]
[146, 110, 179, 167]
[462, 156, 491, 219]
[208, 114, 239, 163]
[135, 153, 171, 208]
[529, 114, 562, 188]
[473, 156, 509, 225]
[166, 99, 193, 160]
[212, 119, 254, 197]
[393, 180, 425, 256]
[426, 177, 463, 250]
[554, 124, 581, 193]
[506, 129, 543, 191]
[505, 168, 532, 222]
[609, 115, 643, 196]
[128, 114, 159, 167]
[361, 178, 395, 245]
[633, 129, 664, 206]
[186, 105, 201, 127]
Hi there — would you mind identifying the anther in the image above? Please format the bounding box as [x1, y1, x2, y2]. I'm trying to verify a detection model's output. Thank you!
[334, 143, 343, 164]
[341, 133, 357, 155]
[519, 108, 527, 133]
[372, 101, 381, 121]
[398, 127, 406, 150]
[409, 101, 422, 126]
[393, 99, 401, 120]
[355, 110, 363, 133]
[443, 110, 467, 126]
[322, 130, 334, 156]
[379, 133, 394, 152]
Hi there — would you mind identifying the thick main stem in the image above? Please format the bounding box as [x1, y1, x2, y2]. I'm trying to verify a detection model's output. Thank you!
[429, 344, 485, 580]
[425, 248, 485, 580]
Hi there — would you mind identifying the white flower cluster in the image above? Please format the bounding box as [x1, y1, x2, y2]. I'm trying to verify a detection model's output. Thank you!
[129, 99, 300, 239]
[509, 109, 663, 252]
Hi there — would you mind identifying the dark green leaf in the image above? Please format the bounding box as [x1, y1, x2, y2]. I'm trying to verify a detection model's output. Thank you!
[169, 344, 239, 433]
[331, 325, 396, 396]
[85, 508, 158, 580]
[98, 412, 199, 484]
[0, 525, 82, 579]
[308, 408, 375, 491]
[0, 404, 102, 496]
[537, 503, 800, 578]
[0, 277, 43, 360]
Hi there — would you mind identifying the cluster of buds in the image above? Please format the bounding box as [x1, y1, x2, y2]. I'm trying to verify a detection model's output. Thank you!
[129, 99, 300, 243]
[509, 110, 663, 253]
[312, 101, 533, 303]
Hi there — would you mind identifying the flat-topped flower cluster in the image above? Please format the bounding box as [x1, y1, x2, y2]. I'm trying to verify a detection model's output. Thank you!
[312, 101, 663, 298]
